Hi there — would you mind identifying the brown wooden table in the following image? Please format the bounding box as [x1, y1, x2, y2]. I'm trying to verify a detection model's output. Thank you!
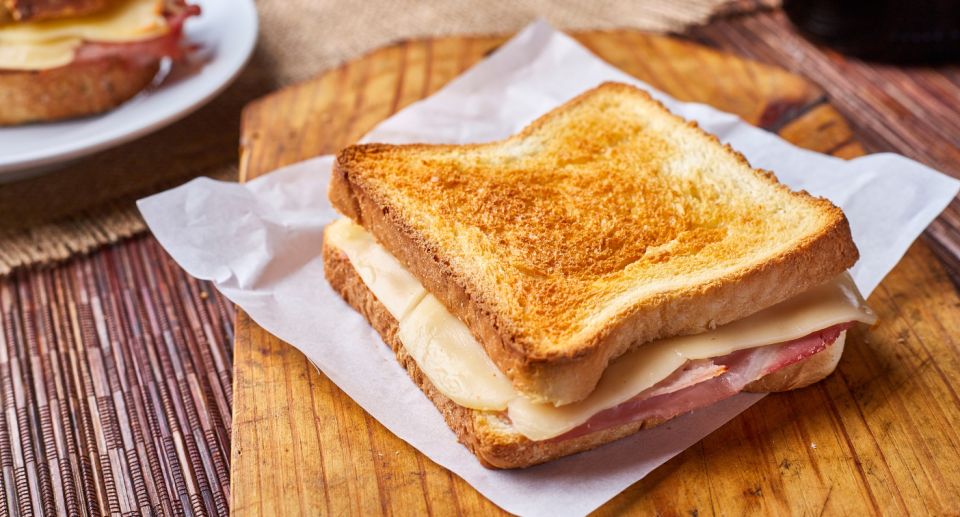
[230, 30, 960, 516]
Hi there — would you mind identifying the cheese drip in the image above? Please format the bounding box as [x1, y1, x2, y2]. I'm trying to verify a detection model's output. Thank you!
[0, 0, 168, 70]
[325, 218, 878, 438]
[326, 218, 516, 410]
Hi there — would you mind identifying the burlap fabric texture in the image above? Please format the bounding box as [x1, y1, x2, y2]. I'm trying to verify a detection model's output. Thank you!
[0, 0, 776, 274]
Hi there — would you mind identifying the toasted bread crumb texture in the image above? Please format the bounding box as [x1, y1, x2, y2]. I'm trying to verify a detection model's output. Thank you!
[2, 0, 118, 22]
[322, 230, 843, 468]
[0, 57, 159, 126]
[337, 83, 855, 360]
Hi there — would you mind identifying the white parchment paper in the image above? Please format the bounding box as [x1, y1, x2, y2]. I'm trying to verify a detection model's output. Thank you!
[138, 20, 960, 517]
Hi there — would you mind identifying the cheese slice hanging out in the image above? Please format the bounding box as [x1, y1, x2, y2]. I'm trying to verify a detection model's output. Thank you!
[326, 218, 516, 410]
[325, 218, 877, 439]
[0, 0, 168, 70]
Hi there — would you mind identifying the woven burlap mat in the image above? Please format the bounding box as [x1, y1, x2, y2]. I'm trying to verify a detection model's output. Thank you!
[0, 0, 775, 274]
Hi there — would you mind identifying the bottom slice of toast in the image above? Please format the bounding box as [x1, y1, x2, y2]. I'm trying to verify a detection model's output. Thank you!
[322, 236, 844, 469]
[0, 57, 161, 126]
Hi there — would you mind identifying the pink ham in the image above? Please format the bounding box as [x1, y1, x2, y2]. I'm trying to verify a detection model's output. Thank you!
[640, 359, 728, 400]
[546, 322, 855, 442]
[72, 1, 200, 67]
[762, 322, 851, 375]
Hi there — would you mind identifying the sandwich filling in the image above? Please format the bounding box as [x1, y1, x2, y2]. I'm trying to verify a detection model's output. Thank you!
[326, 218, 877, 441]
[547, 323, 849, 442]
[0, 0, 197, 70]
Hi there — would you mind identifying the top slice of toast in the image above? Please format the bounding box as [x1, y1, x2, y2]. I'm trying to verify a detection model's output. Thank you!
[1, 0, 119, 22]
[329, 82, 858, 406]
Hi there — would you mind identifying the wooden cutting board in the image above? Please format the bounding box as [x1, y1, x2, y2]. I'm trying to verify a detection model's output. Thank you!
[231, 30, 960, 516]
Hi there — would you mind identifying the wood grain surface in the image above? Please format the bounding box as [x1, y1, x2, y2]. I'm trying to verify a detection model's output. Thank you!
[231, 30, 960, 516]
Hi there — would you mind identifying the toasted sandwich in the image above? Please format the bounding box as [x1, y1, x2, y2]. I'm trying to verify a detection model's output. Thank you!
[323, 82, 878, 469]
[0, 0, 199, 126]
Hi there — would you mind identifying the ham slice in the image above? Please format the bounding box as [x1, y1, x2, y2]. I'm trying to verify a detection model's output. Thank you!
[547, 322, 855, 442]
[640, 359, 728, 400]
[72, 1, 199, 66]
[761, 322, 850, 375]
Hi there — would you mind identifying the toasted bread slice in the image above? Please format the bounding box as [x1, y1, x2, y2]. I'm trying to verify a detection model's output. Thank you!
[1, 0, 119, 22]
[323, 234, 845, 469]
[330, 82, 858, 406]
[0, 57, 159, 126]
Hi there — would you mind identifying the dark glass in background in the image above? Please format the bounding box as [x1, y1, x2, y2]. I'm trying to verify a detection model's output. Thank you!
[783, 0, 960, 63]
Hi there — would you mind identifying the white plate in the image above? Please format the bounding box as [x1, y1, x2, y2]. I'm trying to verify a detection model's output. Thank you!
[0, 0, 258, 182]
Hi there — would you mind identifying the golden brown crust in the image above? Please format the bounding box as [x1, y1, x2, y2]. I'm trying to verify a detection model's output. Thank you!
[0, 57, 159, 126]
[323, 232, 843, 469]
[1, 0, 118, 21]
[331, 82, 859, 406]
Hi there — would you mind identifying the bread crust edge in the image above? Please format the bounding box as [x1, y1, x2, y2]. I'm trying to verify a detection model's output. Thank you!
[0, 57, 160, 126]
[2, 0, 119, 21]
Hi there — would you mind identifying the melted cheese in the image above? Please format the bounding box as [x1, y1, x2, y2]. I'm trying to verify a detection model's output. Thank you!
[398, 294, 517, 410]
[327, 219, 426, 320]
[326, 219, 878, 438]
[507, 275, 874, 440]
[0, 37, 80, 69]
[0, 0, 168, 70]
[327, 219, 515, 410]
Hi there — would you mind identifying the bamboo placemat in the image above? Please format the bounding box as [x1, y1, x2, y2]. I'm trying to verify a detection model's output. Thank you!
[0, 238, 234, 516]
